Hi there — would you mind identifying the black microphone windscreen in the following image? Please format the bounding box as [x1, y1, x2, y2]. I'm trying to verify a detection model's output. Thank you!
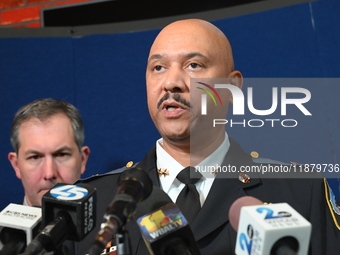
[118, 168, 153, 202]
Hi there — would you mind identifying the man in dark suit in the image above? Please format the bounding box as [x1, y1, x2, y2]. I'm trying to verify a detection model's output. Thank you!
[2, 98, 90, 254]
[76, 19, 340, 254]
[8, 98, 90, 208]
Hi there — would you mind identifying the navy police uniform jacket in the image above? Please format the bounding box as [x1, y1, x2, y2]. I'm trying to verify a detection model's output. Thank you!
[74, 138, 340, 255]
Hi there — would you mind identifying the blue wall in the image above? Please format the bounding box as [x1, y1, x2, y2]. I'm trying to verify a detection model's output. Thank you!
[0, 0, 339, 210]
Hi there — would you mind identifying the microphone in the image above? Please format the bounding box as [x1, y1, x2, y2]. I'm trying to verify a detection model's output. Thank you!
[89, 168, 153, 255]
[134, 186, 201, 255]
[21, 182, 96, 255]
[0, 204, 41, 255]
[229, 196, 311, 255]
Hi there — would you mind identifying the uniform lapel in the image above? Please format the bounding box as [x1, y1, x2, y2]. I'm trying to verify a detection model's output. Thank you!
[136, 145, 160, 187]
[192, 138, 262, 241]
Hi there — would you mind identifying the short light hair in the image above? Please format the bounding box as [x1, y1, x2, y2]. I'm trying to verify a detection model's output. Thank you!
[10, 98, 85, 153]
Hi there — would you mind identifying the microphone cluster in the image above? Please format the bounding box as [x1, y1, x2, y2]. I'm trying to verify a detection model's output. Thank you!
[1, 168, 313, 255]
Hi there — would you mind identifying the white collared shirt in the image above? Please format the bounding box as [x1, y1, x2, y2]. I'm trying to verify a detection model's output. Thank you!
[156, 132, 230, 206]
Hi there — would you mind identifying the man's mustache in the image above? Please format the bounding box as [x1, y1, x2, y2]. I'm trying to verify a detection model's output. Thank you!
[157, 92, 192, 109]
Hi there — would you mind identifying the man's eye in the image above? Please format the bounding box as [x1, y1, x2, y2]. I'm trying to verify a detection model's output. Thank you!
[154, 65, 164, 72]
[56, 153, 69, 157]
[28, 155, 40, 160]
[188, 63, 200, 69]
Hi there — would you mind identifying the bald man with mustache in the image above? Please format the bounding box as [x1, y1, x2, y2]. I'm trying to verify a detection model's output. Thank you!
[76, 19, 339, 254]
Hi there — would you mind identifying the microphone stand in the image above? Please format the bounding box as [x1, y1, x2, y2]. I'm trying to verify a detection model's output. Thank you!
[116, 228, 131, 255]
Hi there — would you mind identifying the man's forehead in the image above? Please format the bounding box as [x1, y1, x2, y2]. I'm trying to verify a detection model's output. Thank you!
[18, 115, 73, 140]
[149, 33, 218, 58]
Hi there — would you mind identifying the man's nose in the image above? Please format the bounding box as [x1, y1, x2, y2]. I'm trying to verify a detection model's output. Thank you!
[42, 157, 58, 181]
[163, 66, 188, 93]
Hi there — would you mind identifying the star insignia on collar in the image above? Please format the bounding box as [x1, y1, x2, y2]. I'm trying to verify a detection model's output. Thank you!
[157, 168, 169, 177]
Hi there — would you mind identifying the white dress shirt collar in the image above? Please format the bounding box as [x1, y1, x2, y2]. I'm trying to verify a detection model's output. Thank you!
[156, 132, 230, 205]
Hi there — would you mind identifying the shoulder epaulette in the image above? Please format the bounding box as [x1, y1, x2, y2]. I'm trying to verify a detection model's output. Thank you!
[252, 157, 291, 165]
[77, 161, 138, 182]
[250, 151, 291, 165]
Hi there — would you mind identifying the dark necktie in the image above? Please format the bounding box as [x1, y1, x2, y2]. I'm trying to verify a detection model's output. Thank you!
[175, 166, 202, 224]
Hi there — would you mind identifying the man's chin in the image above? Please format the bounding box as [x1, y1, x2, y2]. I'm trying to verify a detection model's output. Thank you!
[168, 134, 189, 140]
[163, 132, 191, 145]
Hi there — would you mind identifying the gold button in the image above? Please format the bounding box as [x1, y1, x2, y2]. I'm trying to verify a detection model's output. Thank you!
[126, 161, 134, 168]
[250, 151, 259, 158]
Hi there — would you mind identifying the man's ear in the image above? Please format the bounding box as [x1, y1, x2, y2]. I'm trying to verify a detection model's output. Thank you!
[228, 70, 243, 104]
[80, 146, 90, 175]
[8, 152, 21, 179]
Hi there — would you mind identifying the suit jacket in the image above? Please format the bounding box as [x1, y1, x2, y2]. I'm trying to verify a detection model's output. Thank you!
[75, 138, 339, 255]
